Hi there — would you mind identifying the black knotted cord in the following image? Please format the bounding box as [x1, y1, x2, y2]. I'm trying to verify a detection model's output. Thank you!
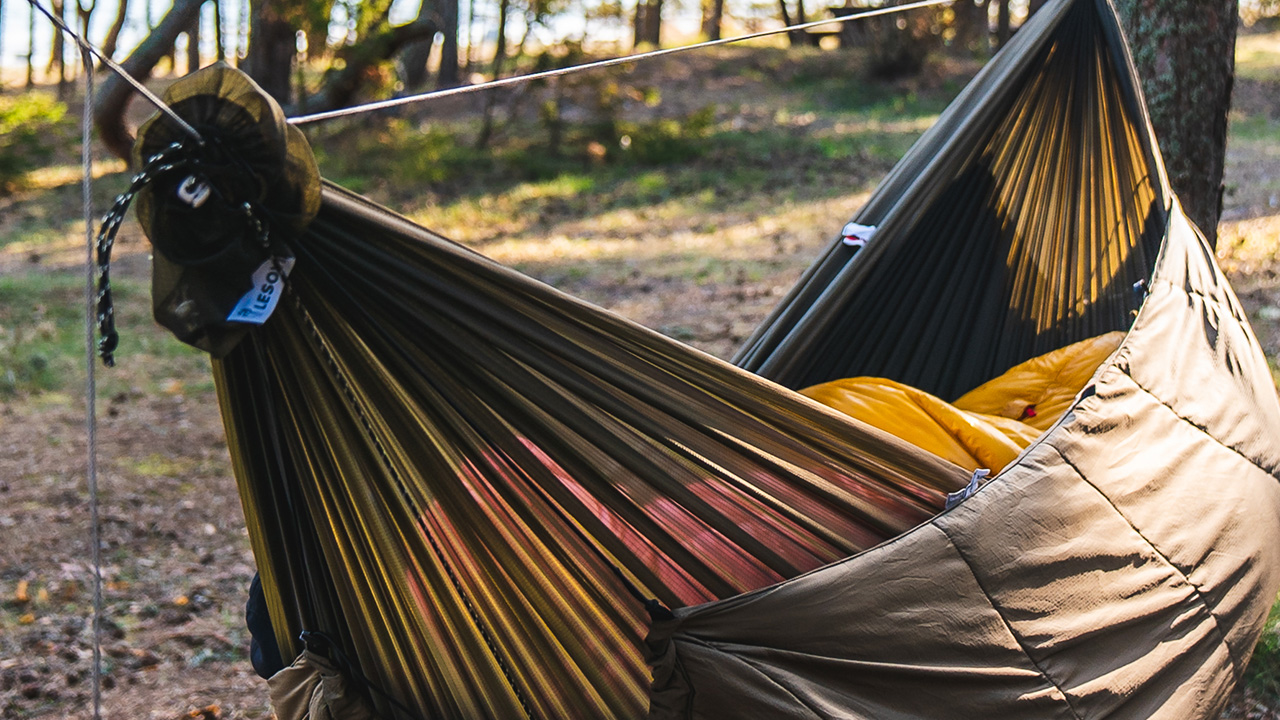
[94, 140, 275, 366]
[94, 142, 190, 365]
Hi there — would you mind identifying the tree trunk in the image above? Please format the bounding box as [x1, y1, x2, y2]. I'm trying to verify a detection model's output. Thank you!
[465, 0, 476, 70]
[93, 0, 207, 161]
[402, 0, 438, 90]
[701, 0, 724, 40]
[478, 0, 511, 149]
[776, 0, 800, 46]
[951, 0, 988, 56]
[493, 0, 509, 78]
[101, 0, 131, 59]
[439, 0, 460, 86]
[1114, 0, 1238, 247]
[243, 0, 295, 104]
[76, 0, 95, 42]
[213, 0, 226, 62]
[187, 10, 202, 73]
[48, 0, 64, 74]
[634, 0, 662, 47]
[0, 0, 5, 91]
[58, 0, 72, 96]
[995, 0, 1011, 48]
[26, 1, 36, 88]
[301, 18, 439, 114]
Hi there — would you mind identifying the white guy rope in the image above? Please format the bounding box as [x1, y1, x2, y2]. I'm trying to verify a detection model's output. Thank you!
[288, 0, 953, 125]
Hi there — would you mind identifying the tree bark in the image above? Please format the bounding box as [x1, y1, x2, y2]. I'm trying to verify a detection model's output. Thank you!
[301, 18, 441, 114]
[776, 0, 801, 46]
[93, 0, 207, 161]
[995, 0, 1011, 48]
[0, 0, 5, 91]
[187, 10, 202, 73]
[47, 0, 64, 75]
[1114, 0, 1238, 246]
[951, 0, 988, 55]
[438, 0, 460, 86]
[634, 0, 662, 47]
[213, 0, 226, 62]
[243, 0, 295, 104]
[701, 0, 724, 41]
[402, 0, 440, 90]
[101, 0, 131, 59]
[26, 1, 36, 88]
[478, 0, 511, 149]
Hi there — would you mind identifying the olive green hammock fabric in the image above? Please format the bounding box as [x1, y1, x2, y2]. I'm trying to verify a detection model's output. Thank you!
[124, 0, 1280, 717]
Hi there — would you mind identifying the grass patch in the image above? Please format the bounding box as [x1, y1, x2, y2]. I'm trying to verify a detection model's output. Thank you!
[0, 274, 211, 399]
[0, 92, 70, 195]
[1247, 596, 1280, 704]
[1236, 31, 1280, 82]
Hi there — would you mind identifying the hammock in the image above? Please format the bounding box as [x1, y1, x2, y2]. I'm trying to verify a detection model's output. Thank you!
[119, 0, 1280, 717]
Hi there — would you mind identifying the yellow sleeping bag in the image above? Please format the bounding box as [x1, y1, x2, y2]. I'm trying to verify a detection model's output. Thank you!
[800, 332, 1124, 473]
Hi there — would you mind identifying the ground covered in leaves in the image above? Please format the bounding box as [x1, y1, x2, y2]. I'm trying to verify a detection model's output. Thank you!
[3, 36, 1280, 719]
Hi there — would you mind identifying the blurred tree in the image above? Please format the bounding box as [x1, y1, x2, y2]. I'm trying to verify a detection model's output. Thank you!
[951, 0, 989, 55]
[634, 0, 663, 46]
[403, 0, 461, 90]
[1114, 0, 1238, 246]
[305, 0, 440, 112]
[75, 0, 95, 42]
[775, 0, 811, 46]
[702, 0, 725, 40]
[243, 0, 296, 102]
[866, 0, 945, 77]
[47, 0, 65, 83]
[0, 0, 5, 91]
[994, 0, 1010, 47]
[26, 0, 36, 88]
[186, 8, 201, 73]
[101, 0, 132, 59]
[303, 0, 335, 60]
[212, 0, 226, 62]
[93, 0, 207, 159]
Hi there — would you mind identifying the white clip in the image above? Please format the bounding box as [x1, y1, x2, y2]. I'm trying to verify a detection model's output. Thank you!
[177, 175, 212, 208]
[945, 468, 990, 510]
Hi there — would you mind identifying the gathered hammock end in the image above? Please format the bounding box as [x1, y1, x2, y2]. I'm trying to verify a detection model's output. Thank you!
[124, 64, 322, 358]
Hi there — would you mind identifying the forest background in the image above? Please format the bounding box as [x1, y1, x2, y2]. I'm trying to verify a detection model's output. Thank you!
[2, 0, 1280, 717]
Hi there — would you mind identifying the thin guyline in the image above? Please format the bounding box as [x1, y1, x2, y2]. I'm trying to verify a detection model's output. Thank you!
[288, 0, 952, 125]
[25, 0, 204, 143]
[78, 45, 104, 720]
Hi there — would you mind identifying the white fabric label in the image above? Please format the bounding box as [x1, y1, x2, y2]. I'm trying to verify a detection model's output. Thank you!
[841, 222, 878, 247]
[227, 257, 295, 325]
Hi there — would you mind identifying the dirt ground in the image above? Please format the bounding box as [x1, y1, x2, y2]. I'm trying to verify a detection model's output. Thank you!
[3, 44, 1280, 720]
